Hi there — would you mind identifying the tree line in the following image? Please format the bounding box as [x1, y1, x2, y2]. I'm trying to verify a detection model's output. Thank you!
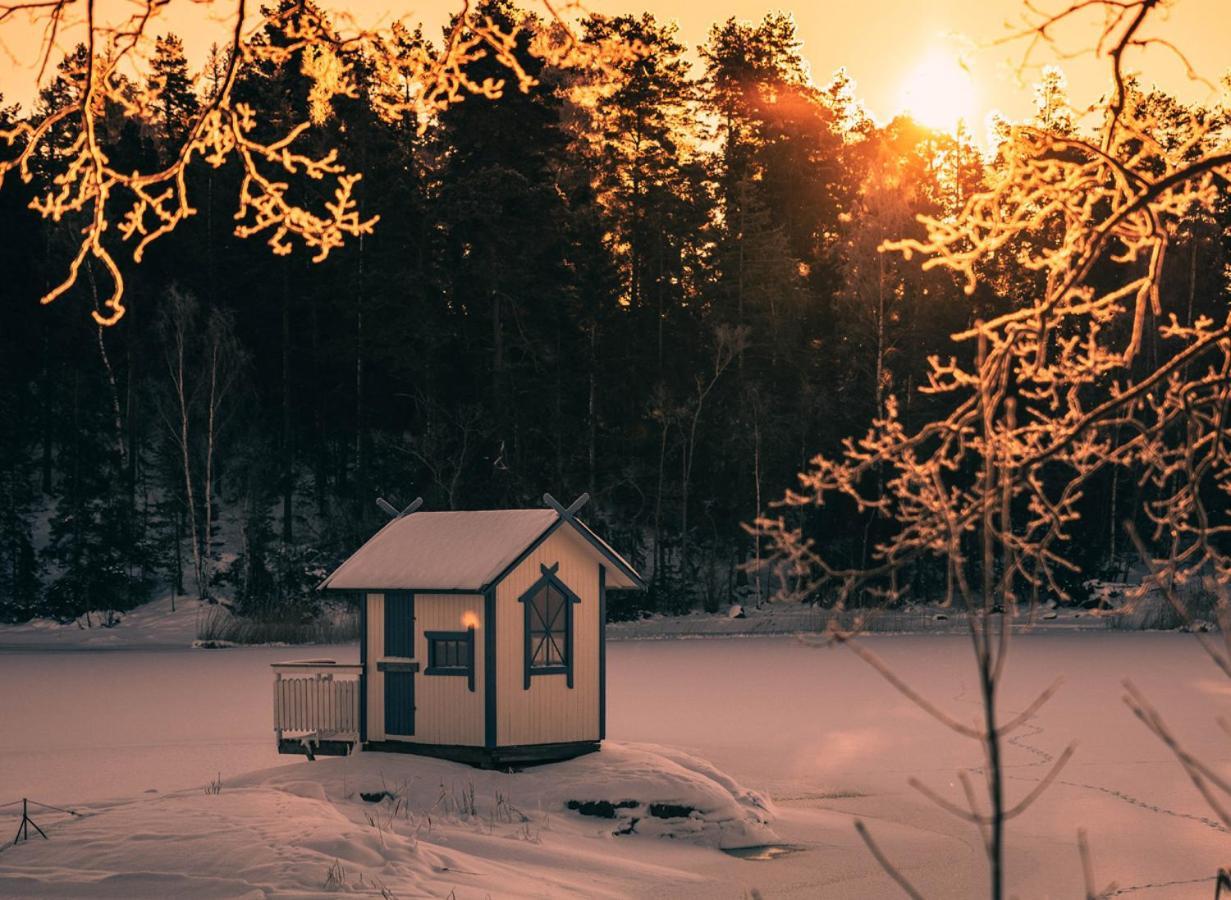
[0, 0, 1225, 624]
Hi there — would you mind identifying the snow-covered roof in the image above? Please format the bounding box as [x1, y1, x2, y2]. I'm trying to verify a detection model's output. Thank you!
[319, 508, 643, 592]
[570, 517, 641, 590]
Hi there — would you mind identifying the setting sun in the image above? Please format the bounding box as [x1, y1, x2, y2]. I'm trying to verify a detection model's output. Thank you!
[897, 49, 978, 132]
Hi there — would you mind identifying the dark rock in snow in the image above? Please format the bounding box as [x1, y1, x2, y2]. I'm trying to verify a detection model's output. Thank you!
[566, 799, 639, 819]
[648, 803, 697, 819]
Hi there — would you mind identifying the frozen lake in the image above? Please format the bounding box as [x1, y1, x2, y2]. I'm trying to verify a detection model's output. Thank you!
[2, 633, 1229, 896]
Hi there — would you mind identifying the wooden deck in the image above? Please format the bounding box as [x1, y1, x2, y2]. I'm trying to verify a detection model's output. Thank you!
[272, 660, 361, 758]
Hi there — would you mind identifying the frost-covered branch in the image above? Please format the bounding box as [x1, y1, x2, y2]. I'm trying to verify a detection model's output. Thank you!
[0, 0, 643, 323]
[758, 1, 1231, 896]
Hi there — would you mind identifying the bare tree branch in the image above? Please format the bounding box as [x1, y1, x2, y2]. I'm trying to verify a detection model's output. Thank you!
[854, 819, 926, 900]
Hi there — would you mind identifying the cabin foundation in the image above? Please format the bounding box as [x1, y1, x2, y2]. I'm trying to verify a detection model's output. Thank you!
[360, 739, 600, 769]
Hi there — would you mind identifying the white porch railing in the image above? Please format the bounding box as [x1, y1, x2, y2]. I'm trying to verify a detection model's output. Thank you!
[272, 660, 362, 751]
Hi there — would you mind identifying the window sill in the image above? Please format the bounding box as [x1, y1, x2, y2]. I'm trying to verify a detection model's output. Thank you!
[376, 660, 420, 673]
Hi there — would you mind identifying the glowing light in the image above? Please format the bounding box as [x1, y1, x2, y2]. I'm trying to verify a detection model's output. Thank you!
[461, 611, 480, 629]
[897, 49, 978, 133]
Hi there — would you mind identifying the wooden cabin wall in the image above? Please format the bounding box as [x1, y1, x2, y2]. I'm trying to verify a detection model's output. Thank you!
[365, 591, 487, 747]
[365, 591, 386, 741]
[495, 527, 601, 746]
[413, 593, 485, 747]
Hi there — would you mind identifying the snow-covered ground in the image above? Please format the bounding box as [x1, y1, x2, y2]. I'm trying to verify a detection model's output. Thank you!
[0, 741, 776, 898]
[0, 594, 1113, 652]
[1, 632, 1230, 896]
[606, 602, 1110, 640]
[0, 643, 322, 806]
[0, 595, 205, 650]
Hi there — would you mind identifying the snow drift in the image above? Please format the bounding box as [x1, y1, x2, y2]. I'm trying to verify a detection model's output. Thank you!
[0, 743, 776, 898]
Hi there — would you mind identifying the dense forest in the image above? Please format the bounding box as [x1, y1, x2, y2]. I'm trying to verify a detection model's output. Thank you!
[0, 0, 1227, 624]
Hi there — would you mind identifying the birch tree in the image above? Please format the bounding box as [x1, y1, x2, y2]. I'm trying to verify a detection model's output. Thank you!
[159, 289, 203, 604]
[158, 288, 244, 603]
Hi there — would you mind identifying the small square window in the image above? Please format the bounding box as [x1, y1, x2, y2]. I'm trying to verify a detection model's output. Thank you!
[431, 638, 469, 669]
[425, 630, 475, 690]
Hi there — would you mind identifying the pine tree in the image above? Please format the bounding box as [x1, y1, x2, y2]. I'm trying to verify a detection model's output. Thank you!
[148, 34, 201, 157]
[0, 388, 39, 621]
[202, 42, 233, 103]
[576, 15, 705, 324]
[43, 368, 151, 621]
[0, 95, 43, 622]
[1033, 66, 1074, 136]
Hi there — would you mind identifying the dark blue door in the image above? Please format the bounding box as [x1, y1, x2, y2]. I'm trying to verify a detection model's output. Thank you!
[384, 592, 415, 736]
[385, 671, 414, 736]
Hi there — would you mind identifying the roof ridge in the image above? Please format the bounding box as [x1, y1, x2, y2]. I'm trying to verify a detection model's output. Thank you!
[317, 503, 643, 593]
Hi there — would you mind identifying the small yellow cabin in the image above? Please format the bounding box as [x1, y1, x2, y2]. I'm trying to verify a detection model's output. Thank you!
[277, 493, 643, 767]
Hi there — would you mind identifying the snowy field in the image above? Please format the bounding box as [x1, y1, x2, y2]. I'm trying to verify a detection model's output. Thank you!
[1, 631, 1230, 897]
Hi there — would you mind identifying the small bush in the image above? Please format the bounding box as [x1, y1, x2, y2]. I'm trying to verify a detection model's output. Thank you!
[517, 820, 541, 843]
[323, 859, 346, 891]
[196, 605, 359, 645]
[494, 791, 530, 824]
[432, 781, 478, 818]
[1106, 585, 1221, 631]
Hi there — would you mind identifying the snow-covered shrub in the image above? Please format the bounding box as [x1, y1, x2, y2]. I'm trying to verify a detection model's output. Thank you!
[195, 603, 359, 645]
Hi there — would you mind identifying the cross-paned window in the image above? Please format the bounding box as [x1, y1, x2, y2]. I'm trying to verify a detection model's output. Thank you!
[518, 564, 580, 689]
[528, 583, 570, 669]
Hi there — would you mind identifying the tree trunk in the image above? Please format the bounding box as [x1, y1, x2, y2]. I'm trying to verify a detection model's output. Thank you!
[752, 402, 762, 607]
[588, 322, 597, 500]
[203, 338, 219, 600]
[87, 261, 127, 471]
[653, 419, 668, 593]
[172, 506, 183, 607]
[492, 288, 503, 401]
[875, 252, 886, 415]
[355, 237, 365, 499]
[281, 268, 293, 546]
[171, 307, 203, 601]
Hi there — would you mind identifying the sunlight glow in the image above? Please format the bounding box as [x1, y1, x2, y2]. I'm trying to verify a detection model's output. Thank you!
[897, 49, 978, 133]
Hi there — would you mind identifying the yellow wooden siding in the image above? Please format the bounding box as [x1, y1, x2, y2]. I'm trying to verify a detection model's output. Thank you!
[365, 592, 385, 741]
[412, 593, 485, 746]
[496, 526, 600, 746]
[365, 591, 486, 746]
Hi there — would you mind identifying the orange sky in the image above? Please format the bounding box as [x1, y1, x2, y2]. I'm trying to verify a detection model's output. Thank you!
[657, 0, 1230, 120]
[1, 0, 1227, 132]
